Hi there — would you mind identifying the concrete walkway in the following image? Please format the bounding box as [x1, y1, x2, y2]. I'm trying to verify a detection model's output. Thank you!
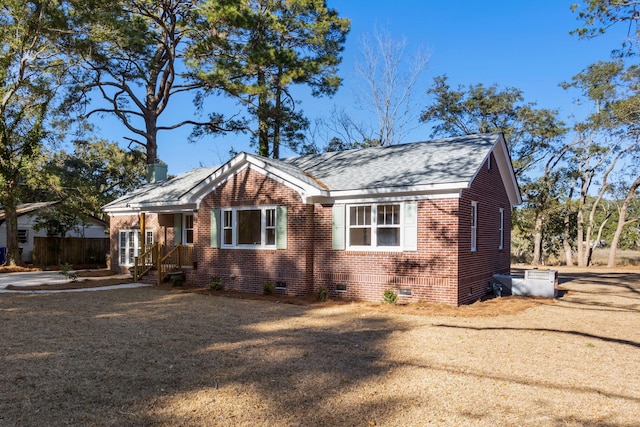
[0, 270, 150, 293]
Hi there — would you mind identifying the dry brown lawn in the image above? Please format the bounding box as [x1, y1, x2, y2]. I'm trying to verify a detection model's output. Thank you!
[0, 267, 639, 426]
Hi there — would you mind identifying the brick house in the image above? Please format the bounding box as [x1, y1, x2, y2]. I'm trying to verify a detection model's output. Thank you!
[104, 132, 521, 305]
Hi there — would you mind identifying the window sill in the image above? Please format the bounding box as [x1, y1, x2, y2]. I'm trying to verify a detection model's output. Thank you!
[220, 245, 278, 250]
[346, 246, 404, 253]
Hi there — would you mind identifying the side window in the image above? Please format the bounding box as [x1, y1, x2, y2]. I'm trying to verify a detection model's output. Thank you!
[347, 203, 402, 249]
[221, 207, 281, 248]
[498, 208, 504, 250]
[265, 208, 276, 246]
[349, 205, 372, 246]
[376, 204, 400, 247]
[223, 210, 233, 245]
[471, 201, 478, 252]
[183, 214, 194, 245]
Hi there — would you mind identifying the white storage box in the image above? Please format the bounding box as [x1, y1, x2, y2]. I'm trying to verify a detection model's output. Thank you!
[492, 270, 558, 298]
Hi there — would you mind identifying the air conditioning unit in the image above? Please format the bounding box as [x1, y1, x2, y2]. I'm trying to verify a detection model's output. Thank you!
[492, 269, 557, 298]
[523, 269, 557, 298]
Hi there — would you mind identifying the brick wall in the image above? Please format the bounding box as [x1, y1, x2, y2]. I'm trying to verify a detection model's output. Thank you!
[457, 152, 512, 305]
[312, 198, 461, 305]
[190, 167, 315, 296]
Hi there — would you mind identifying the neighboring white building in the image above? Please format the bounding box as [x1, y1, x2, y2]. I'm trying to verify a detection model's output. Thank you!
[0, 202, 108, 264]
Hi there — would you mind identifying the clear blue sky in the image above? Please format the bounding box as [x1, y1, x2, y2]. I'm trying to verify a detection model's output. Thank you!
[88, 0, 624, 176]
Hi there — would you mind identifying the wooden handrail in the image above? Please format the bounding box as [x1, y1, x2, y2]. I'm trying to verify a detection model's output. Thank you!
[134, 243, 193, 285]
[133, 243, 158, 282]
[157, 244, 191, 286]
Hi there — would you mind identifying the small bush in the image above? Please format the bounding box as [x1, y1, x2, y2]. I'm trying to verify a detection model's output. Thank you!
[263, 281, 275, 295]
[382, 288, 398, 304]
[209, 277, 224, 291]
[59, 263, 78, 283]
[170, 274, 184, 287]
[316, 285, 329, 302]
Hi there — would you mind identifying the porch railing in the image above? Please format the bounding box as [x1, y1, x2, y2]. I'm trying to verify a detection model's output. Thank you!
[133, 243, 193, 284]
[156, 244, 193, 286]
[133, 243, 158, 281]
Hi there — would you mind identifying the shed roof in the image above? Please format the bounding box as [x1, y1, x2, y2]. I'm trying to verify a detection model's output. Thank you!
[0, 201, 60, 224]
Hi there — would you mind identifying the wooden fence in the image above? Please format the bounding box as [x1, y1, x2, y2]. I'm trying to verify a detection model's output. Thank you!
[33, 237, 110, 267]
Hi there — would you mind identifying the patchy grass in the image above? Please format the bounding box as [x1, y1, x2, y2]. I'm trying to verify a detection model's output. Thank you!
[542, 248, 640, 267]
[164, 284, 549, 318]
[0, 269, 638, 426]
[590, 248, 640, 266]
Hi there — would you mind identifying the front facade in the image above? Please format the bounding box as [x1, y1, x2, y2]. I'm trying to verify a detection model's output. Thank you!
[104, 133, 520, 305]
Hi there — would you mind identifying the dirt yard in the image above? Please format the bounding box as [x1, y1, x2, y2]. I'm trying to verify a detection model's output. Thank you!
[0, 267, 638, 426]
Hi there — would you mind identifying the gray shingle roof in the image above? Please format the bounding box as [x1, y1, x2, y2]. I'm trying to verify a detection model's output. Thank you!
[103, 167, 218, 210]
[104, 133, 513, 212]
[284, 133, 499, 191]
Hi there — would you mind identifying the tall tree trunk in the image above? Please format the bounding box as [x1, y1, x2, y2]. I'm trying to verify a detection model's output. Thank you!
[532, 214, 544, 265]
[588, 213, 610, 266]
[576, 199, 586, 266]
[3, 200, 22, 266]
[608, 175, 640, 267]
[257, 70, 269, 157]
[562, 184, 575, 266]
[273, 77, 282, 159]
[145, 115, 158, 165]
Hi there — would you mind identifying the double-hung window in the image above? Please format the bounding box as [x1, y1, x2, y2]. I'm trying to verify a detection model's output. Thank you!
[348, 203, 401, 249]
[349, 205, 372, 246]
[376, 204, 401, 246]
[220, 206, 283, 248]
[183, 214, 194, 245]
[223, 210, 233, 246]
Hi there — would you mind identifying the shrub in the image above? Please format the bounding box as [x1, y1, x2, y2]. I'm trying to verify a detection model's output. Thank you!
[209, 277, 224, 291]
[59, 263, 78, 283]
[170, 274, 184, 287]
[382, 288, 398, 304]
[316, 285, 329, 302]
[263, 281, 275, 295]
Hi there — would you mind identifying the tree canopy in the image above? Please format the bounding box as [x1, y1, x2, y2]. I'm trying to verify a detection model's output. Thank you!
[77, 0, 221, 169]
[190, 0, 350, 158]
[0, 0, 80, 265]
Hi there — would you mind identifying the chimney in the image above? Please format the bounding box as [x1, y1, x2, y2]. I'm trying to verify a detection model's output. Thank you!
[146, 163, 168, 183]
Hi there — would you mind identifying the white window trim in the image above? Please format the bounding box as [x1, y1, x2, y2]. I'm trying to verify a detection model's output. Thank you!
[471, 201, 478, 252]
[499, 208, 504, 250]
[221, 206, 277, 249]
[118, 229, 154, 266]
[346, 203, 403, 251]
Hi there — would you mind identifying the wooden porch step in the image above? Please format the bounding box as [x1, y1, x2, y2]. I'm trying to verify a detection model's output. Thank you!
[137, 272, 158, 285]
[137, 269, 185, 285]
